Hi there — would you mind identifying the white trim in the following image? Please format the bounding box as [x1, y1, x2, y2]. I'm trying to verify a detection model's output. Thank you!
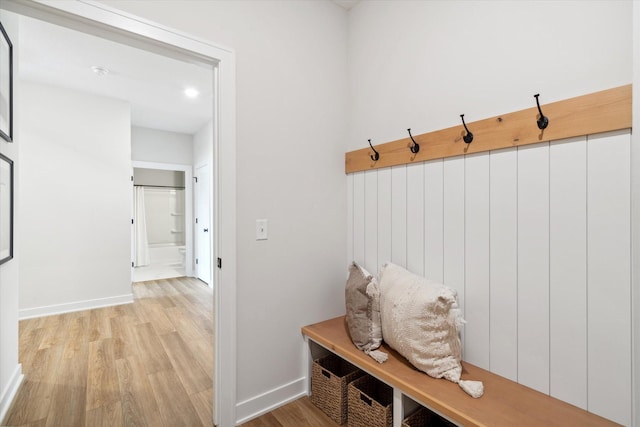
[393, 388, 404, 427]
[133, 160, 193, 171]
[1, 2, 238, 426]
[235, 378, 307, 425]
[213, 42, 238, 427]
[0, 364, 23, 424]
[19, 294, 134, 320]
[132, 160, 194, 278]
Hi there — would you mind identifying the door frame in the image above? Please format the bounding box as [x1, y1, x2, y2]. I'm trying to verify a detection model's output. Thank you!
[2, 1, 237, 425]
[132, 161, 194, 279]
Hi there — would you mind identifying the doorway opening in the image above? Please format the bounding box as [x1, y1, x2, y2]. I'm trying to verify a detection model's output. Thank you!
[1, 1, 237, 426]
[133, 163, 195, 283]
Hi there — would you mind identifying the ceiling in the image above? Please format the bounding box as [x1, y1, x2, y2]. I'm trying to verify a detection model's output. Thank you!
[16, 1, 358, 136]
[18, 14, 213, 135]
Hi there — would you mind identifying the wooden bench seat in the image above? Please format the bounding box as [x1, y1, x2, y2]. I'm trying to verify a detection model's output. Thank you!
[302, 316, 620, 427]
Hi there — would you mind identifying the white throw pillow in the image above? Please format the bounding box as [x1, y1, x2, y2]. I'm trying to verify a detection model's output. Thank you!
[379, 263, 483, 397]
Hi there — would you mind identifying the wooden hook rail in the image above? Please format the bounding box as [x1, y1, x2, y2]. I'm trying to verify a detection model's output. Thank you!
[345, 85, 631, 174]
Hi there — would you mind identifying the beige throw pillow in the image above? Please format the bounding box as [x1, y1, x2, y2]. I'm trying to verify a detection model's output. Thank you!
[345, 262, 387, 363]
[379, 263, 483, 397]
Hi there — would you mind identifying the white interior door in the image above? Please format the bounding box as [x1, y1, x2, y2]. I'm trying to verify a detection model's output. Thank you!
[195, 163, 212, 286]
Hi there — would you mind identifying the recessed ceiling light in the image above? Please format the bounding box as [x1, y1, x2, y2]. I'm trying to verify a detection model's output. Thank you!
[91, 65, 110, 76]
[184, 87, 199, 99]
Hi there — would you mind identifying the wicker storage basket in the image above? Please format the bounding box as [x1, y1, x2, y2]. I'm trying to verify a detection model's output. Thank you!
[347, 375, 393, 427]
[310, 354, 363, 425]
[402, 407, 437, 427]
[402, 406, 457, 427]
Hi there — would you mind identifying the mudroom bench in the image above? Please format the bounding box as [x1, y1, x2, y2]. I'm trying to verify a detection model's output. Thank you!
[302, 316, 619, 427]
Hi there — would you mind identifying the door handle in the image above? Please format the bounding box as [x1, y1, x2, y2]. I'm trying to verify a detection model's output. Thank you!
[204, 228, 209, 232]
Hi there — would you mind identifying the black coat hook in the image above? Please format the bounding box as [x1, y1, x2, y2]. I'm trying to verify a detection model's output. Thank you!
[534, 94, 549, 130]
[460, 114, 473, 144]
[368, 139, 379, 161]
[407, 128, 420, 153]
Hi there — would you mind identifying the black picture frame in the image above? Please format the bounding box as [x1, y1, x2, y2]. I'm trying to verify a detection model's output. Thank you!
[0, 152, 13, 265]
[0, 21, 12, 143]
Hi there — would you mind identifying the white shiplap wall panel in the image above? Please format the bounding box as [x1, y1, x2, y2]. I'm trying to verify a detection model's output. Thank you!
[407, 163, 425, 275]
[517, 143, 550, 394]
[489, 148, 518, 381]
[443, 156, 466, 325]
[425, 160, 444, 283]
[587, 130, 631, 426]
[549, 136, 588, 409]
[364, 171, 378, 275]
[353, 172, 365, 266]
[377, 168, 392, 275]
[347, 133, 633, 422]
[464, 153, 491, 369]
[391, 166, 408, 267]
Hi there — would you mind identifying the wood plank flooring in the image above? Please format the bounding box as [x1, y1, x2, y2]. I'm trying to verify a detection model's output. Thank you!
[239, 397, 339, 427]
[3, 276, 339, 427]
[2, 277, 214, 427]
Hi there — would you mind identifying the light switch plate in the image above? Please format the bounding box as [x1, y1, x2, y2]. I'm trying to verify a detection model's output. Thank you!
[256, 219, 268, 240]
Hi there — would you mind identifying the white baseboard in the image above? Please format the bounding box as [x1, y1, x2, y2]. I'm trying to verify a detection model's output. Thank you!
[235, 377, 307, 425]
[19, 294, 134, 320]
[0, 364, 23, 424]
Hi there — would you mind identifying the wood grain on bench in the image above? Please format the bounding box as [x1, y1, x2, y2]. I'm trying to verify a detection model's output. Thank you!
[302, 316, 620, 427]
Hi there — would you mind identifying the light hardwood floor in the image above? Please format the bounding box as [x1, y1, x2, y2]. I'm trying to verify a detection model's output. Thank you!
[2, 277, 214, 427]
[2, 277, 338, 427]
[239, 397, 339, 427]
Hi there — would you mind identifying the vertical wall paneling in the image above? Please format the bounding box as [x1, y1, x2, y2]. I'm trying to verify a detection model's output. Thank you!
[587, 130, 631, 426]
[406, 164, 425, 275]
[443, 157, 466, 352]
[391, 166, 408, 267]
[549, 137, 588, 409]
[489, 148, 518, 381]
[347, 174, 354, 265]
[464, 153, 491, 369]
[353, 172, 365, 266]
[377, 168, 392, 274]
[517, 143, 550, 394]
[364, 171, 378, 275]
[424, 160, 444, 282]
[346, 131, 633, 421]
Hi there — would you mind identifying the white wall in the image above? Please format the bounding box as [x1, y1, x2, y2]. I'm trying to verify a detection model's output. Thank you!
[18, 81, 133, 317]
[97, 1, 349, 423]
[131, 125, 193, 165]
[347, 1, 633, 425]
[0, 10, 22, 422]
[347, 0, 632, 150]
